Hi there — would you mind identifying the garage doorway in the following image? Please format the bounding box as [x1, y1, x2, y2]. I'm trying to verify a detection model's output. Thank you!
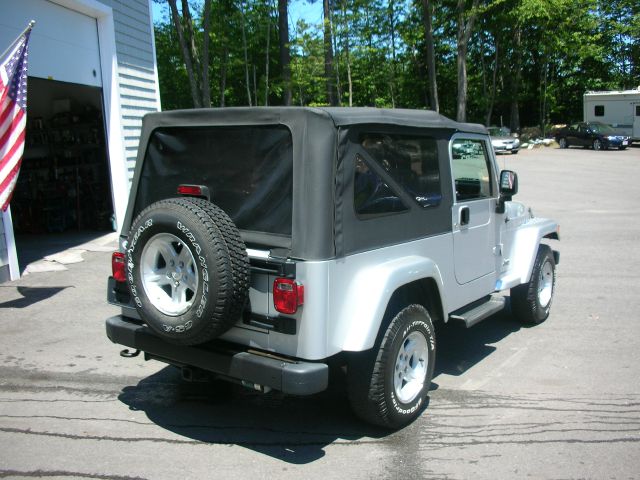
[11, 77, 114, 268]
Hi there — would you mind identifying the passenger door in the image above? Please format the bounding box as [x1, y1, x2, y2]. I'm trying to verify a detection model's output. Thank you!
[450, 136, 497, 285]
[578, 123, 591, 146]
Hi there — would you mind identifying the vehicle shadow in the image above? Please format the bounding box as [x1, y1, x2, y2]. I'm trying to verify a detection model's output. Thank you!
[118, 365, 387, 465]
[117, 306, 522, 464]
[0, 286, 70, 309]
[15, 231, 112, 270]
[434, 305, 522, 378]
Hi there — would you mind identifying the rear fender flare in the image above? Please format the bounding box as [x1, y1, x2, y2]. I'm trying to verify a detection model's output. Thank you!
[334, 256, 446, 352]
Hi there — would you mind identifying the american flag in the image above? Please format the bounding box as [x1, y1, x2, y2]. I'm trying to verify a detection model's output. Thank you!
[0, 24, 33, 211]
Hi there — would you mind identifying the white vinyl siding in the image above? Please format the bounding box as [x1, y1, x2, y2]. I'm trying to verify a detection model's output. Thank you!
[99, 0, 160, 181]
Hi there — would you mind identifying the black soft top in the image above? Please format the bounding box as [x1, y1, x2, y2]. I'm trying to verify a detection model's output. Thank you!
[139, 106, 486, 133]
[125, 107, 488, 260]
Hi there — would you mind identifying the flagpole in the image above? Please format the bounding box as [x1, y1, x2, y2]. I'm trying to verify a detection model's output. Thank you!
[0, 20, 35, 60]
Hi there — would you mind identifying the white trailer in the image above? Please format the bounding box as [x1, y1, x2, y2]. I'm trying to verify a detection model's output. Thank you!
[583, 88, 640, 141]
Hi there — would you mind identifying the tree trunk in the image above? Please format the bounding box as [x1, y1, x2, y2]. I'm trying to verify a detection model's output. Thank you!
[422, 0, 439, 112]
[220, 44, 228, 107]
[509, 26, 522, 132]
[455, 0, 479, 122]
[265, 18, 271, 106]
[253, 65, 258, 105]
[341, 0, 353, 107]
[219, 0, 229, 107]
[331, 6, 342, 105]
[540, 60, 548, 134]
[201, 0, 212, 108]
[278, 0, 292, 105]
[168, 0, 201, 107]
[486, 38, 499, 126]
[388, 0, 396, 108]
[181, 0, 201, 83]
[240, 0, 252, 106]
[323, 0, 336, 106]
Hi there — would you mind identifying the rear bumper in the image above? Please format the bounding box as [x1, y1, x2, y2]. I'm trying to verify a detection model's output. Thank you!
[105, 315, 328, 396]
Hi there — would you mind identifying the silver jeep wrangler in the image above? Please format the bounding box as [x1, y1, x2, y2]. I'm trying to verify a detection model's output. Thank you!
[106, 107, 559, 428]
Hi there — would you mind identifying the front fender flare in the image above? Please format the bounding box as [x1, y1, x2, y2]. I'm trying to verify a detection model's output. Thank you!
[496, 217, 559, 291]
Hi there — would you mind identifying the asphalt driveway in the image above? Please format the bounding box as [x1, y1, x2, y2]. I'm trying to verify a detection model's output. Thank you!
[0, 145, 639, 479]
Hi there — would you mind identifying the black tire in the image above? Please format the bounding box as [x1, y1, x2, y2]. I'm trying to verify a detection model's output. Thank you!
[593, 139, 603, 150]
[347, 304, 436, 429]
[126, 198, 247, 345]
[558, 137, 568, 149]
[511, 245, 556, 325]
[511, 149, 519, 155]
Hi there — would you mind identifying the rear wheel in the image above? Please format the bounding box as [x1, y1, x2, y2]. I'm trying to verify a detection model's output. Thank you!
[348, 304, 435, 429]
[511, 245, 556, 325]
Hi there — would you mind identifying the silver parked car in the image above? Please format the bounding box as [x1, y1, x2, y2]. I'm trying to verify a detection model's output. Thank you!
[488, 126, 521, 154]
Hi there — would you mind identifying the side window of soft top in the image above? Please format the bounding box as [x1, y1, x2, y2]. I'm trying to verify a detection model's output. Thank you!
[353, 154, 408, 216]
[355, 133, 442, 218]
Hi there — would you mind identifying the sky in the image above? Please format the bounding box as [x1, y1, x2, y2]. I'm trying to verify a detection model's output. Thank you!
[151, 1, 323, 28]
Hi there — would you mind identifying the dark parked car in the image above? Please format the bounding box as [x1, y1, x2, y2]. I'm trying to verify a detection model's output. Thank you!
[556, 122, 630, 150]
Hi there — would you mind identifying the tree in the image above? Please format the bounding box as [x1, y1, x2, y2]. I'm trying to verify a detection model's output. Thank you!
[454, 0, 480, 122]
[323, 0, 337, 105]
[421, 0, 439, 112]
[167, 0, 213, 107]
[278, 0, 292, 105]
[152, 0, 635, 130]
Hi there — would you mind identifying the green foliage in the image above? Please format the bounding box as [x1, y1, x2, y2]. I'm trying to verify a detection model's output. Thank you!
[153, 0, 639, 130]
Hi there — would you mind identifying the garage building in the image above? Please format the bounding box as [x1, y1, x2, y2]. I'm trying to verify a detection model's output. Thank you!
[0, 0, 160, 282]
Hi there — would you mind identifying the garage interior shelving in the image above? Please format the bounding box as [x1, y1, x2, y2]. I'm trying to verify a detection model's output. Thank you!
[12, 79, 114, 234]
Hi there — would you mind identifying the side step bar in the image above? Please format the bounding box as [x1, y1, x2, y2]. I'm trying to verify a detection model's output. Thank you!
[449, 295, 506, 328]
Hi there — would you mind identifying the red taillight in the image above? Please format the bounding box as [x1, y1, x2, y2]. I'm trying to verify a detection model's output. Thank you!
[273, 278, 304, 315]
[112, 252, 126, 283]
[177, 184, 203, 196]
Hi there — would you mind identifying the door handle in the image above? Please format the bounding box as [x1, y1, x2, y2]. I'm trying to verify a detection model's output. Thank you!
[460, 206, 470, 226]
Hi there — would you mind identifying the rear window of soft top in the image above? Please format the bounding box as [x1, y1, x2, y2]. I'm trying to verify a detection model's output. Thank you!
[133, 125, 293, 236]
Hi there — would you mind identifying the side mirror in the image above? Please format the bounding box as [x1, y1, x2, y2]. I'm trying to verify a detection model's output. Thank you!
[497, 170, 518, 213]
[500, 170, 518, 197]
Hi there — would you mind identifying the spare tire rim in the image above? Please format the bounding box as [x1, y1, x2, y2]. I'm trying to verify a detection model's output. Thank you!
[140, 233, 199, 316]
[538, 260, 554, 308]
[394, 331, 429, 404]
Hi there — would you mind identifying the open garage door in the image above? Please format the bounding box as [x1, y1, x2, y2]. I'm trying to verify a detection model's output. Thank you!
[0, 0, 116, 276]
[0, 0, 102, 87]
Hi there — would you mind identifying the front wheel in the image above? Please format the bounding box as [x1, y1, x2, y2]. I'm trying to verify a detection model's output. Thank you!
[558, 138, 568, 149]
[348, 304, 436, 429]
[593, 139, 603, 150]
[511, 245, 556, 325]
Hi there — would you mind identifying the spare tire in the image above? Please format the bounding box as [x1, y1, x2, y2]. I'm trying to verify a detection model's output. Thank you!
[183, 197, 250, 326]
[125, 198, 249, 345]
